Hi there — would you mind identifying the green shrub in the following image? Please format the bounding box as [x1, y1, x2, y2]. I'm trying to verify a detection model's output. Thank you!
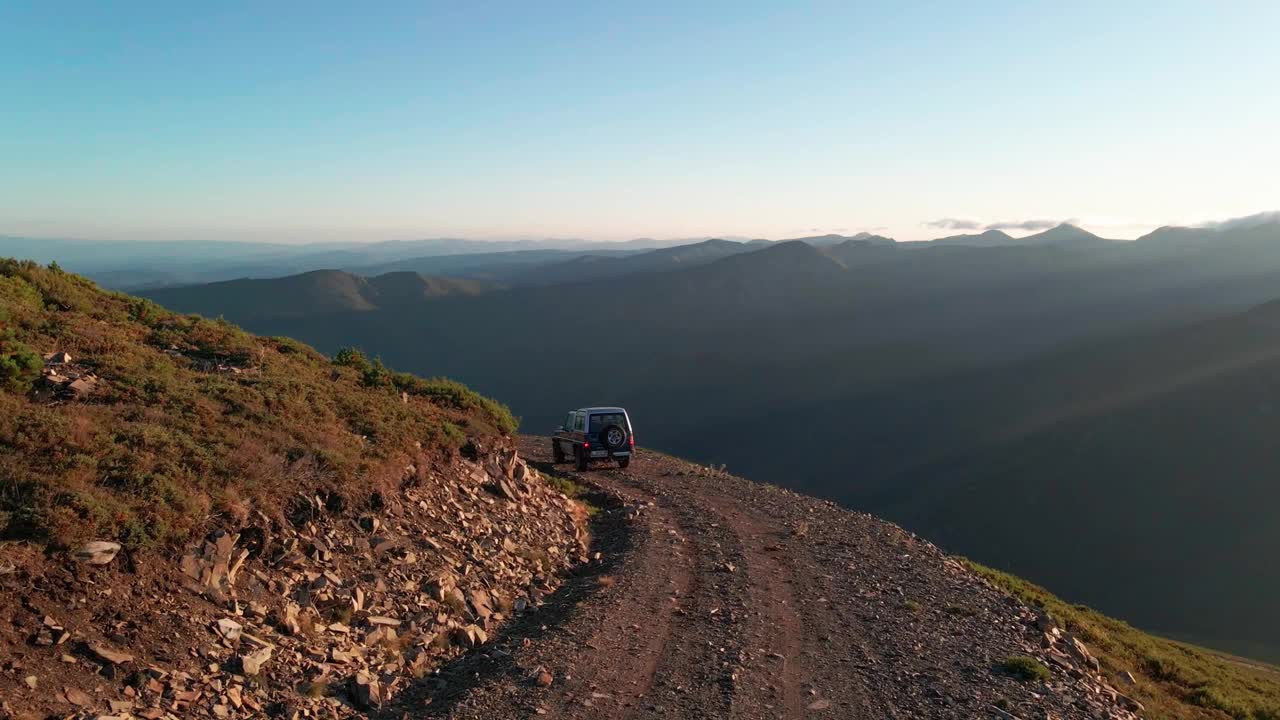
[392, 374, 518, 434]
[333, 346, 372, 372]
[1000, 655, 1051, 682]
[0, 333, 42, 391]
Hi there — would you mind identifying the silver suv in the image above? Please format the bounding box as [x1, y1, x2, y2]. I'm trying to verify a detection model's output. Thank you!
[552, 407, 634, 470]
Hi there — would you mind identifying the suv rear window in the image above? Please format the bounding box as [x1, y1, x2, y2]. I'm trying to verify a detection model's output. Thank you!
[588, 413, 626, 433]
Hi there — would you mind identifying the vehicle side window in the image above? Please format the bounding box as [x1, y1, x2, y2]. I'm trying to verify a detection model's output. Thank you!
[564, 412, 574, 431]
[574, 413, 584, 431]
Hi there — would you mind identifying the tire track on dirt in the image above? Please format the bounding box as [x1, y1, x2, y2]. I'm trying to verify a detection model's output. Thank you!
[390, 438, 1131, 719]
[713, 501, 807, 719]
[606, 469, 748, 718]
[552, 480, 696, 718]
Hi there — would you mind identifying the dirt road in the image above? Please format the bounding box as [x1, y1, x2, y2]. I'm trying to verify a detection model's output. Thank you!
[380, 438, 1136, 719]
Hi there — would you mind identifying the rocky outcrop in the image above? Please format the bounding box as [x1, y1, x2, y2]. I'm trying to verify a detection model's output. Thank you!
[0, 444, 589, 719]
[1026, 607, 1145, 716]
[31, 352, 101, 402]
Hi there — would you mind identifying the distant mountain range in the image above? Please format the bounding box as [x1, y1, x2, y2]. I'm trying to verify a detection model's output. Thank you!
[924, 224, 1115, 247]
[0, 234, 750, 290]
[144, 270, 494, 319]
[16, 216, 1280, 661]
[0, 223, 1129, 290]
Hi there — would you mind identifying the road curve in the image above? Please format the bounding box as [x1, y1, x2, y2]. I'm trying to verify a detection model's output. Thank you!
[379, 437, 1136, 719]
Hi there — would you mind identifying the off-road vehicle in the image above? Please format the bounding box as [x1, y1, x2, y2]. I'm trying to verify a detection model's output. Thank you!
[552, 407, 634, 470]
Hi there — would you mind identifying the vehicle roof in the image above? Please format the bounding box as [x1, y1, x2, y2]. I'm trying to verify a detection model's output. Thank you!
[575, 406, 628, 414]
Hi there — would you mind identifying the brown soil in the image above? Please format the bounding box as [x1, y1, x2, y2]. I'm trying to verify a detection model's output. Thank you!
[377, 438, 1141, 719]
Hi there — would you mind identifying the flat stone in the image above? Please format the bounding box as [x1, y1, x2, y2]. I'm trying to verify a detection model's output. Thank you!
[74, 541, 121, 565]
[64, 687, 93, 706]
[89, 643, 134, 665]
[214, 619, 243, 642]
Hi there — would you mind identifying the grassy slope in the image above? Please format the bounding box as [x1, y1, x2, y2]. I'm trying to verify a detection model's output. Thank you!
[0, 259, 516, 550]
[970, 562, 1280, 720]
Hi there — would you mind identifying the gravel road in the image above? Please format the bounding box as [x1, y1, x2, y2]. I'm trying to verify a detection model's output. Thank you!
[379, 438, 1139, 719]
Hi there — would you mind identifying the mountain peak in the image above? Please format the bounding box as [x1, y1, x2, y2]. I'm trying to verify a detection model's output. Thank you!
[1020, 223, 1109, 245]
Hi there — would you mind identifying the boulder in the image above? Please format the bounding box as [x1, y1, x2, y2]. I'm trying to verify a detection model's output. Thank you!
[452, 624, 488, 648]
[74, 541, 121, 565]
[67, 377, 98, 397]
[350, 671, 381, 709]
[214, 618, 243, 642]
[1116, 692, 1144, 712]
[180, 531, 237, 595]
[425, 573, 455, 601]
[64, 687, 94, 706]
[239, 647, 272, 676]
[443, 587, 466, 614]
[468, 589, 493, 620]
[89, 643, 134, 665]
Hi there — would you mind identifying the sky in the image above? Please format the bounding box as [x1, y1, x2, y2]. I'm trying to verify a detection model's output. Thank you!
[1, 1, 1278, 244]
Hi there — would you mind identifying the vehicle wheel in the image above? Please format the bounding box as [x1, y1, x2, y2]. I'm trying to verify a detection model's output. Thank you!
[617, 456, 630, 469]
[575, 447, 589, 471]
[599, 424, 629, 452]
[552, 440, 565, 463]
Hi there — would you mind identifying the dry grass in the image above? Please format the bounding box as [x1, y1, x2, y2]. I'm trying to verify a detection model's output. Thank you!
[0, 259, 517, 550]
[970, 561, 1280, 719]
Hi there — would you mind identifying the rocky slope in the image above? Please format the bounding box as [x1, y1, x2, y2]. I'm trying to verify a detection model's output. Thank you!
[0, 260, 592, 718]
[0, 444, 587, 719]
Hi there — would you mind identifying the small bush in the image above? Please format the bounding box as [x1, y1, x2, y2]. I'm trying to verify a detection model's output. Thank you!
[1000, 655, 1051, 682]
[333, 346, 371, 372]
[0, 333, 42, 390]
[392, 374, 518, 434]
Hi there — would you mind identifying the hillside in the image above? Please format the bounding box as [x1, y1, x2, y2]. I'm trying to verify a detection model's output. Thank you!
[851, 298, 1280, 662]
[0, 259, 589, 717]
[506, 238, 759, 286]
[143, 270, 494, 319]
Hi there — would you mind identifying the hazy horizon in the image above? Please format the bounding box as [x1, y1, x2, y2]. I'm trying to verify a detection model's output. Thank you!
[3, 209, 1278, 247]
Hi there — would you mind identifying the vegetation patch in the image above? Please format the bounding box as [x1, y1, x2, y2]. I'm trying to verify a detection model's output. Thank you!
[970, 560, 1280, 719]
[0, 259, 517, 550]
[1000, 655, 1050, 682]
[542, 471, 601, 518]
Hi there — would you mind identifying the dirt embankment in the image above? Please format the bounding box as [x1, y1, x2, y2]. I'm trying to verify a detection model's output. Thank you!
[0, 442, 587, 719]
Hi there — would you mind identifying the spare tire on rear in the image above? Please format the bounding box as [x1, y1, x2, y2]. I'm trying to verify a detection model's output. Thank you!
[600, 423, 628, 451]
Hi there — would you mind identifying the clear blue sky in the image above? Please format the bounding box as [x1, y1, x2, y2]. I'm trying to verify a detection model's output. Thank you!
[2, 1, 1277, 243]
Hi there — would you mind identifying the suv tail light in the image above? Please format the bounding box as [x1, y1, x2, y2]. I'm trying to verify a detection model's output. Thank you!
[629, 435, 635, 447]
[583, 441, 590, 449]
